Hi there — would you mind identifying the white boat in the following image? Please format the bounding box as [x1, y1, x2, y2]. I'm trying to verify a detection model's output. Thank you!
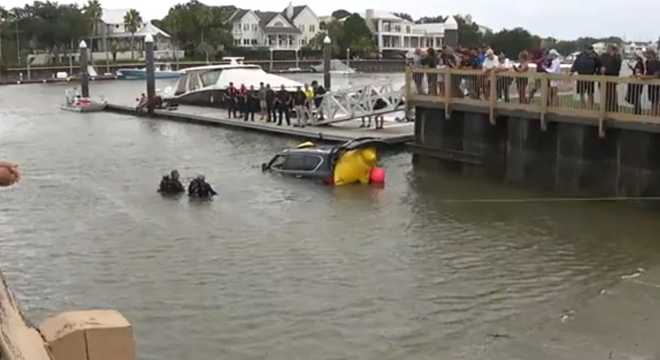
[61, 89, 107, 112]
[117, 63, 182, 80]
[163, 57, 302, 107]
[312, 59, 356, 75]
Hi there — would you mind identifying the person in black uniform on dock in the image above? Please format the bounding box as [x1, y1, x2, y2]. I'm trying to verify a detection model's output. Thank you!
[244, 85, 259, 122]
[265, 84, 276, 122]
[275, 85, 291, 126]
[226, 82, 239, 119]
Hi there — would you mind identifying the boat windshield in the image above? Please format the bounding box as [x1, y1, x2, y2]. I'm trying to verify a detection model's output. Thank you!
[200, 70, 222, 87]
[175, 74, 188, 95]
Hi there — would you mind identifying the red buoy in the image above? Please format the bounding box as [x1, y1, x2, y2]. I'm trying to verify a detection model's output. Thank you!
[369, 167, 386, 185]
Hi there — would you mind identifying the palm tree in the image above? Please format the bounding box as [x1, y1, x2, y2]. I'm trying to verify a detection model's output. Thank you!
[124, 9, 142, 60]
[83, 0, 102, 63]
[0, 6, 8, 64]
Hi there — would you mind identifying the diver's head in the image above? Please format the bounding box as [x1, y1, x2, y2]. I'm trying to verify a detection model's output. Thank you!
[170, 170, 180, 180]
[197, 175, 205, 182]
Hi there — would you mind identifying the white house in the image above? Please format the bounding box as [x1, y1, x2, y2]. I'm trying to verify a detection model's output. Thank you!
[364, 9, 446, 54]
[91, 9, 183, 61]
[230, 4, 319, 51]
[281, 4, 320, 47]
[624, 41, 655, 56]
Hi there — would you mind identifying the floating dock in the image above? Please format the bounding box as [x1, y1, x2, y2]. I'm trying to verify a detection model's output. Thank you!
[104, 104, 414, 144]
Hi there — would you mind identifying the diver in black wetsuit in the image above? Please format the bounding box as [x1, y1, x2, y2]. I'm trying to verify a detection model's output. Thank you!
[188, 175, 217, 199]
[158, 170, 185, 195]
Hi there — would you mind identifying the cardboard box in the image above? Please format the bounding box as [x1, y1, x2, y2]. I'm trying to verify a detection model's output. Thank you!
[38, 310, 135, 360]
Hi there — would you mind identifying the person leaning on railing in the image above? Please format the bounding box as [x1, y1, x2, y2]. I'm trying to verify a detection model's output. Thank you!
[481, 49, 500, 100]
[412, 48, 425, 95]
[541, 49, 562, 106]
[0, 161, 20, 187]
[513, 50, 531, 104]
[571, 46, 600, 110]
[422, 48, 439, 96]
[495, 52, 513, 103]
[599, 45, 622, 112]
[625, 52, 646, 115]
[643, 49, 660, 116]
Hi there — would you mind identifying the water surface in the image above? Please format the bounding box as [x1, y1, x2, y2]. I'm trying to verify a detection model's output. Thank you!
[1, 77, 659, 359]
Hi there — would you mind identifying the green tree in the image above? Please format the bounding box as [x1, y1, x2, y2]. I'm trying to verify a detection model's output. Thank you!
[83, 0, 102, 61]
[484, 27, 537, 58]
[160, 1, 234, 60]
[454, 15, 484, 48]
[10, 2, 89, 63]
[0, 6, 8, 64]
[124, 9, 142, 60]
[415, 15, 447, 24]
[331, 9, 350, 19]
[340, 14, 375, 57]
[393, 12, 413, 22]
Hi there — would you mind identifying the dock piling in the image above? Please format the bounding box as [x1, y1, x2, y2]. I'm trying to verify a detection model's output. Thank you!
[323, 35, 332, 90]
[144, 34, 156, 115]
[79, 40, 89, 98]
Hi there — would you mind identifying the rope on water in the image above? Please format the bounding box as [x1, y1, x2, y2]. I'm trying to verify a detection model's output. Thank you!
[440, 197, 660, 204]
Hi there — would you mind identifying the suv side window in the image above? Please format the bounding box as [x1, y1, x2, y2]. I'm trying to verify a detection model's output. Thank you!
[283, 154, 321, 171]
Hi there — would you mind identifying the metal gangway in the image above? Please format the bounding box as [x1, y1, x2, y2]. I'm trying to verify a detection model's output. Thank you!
[315, 83, 408, 126]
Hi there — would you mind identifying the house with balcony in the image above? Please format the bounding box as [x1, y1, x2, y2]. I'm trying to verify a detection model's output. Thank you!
[364, 9, 448, 55]
[91, 9, 183, 61]
[280, 4, 320, 48]
[230, 4, 319, 51]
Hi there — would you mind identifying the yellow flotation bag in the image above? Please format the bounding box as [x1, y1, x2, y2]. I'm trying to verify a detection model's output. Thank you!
[333, 147, 378, 186]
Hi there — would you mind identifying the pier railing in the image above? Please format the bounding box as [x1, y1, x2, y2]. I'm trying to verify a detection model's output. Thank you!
[406, 67, 660, 137]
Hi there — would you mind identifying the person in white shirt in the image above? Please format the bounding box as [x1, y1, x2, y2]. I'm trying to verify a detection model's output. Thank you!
[481, 49, 500, 99]
[543, 49, 562, 106]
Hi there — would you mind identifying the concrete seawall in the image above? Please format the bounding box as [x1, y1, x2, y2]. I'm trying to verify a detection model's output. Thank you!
[0, 59, 405, 83]
[411, 104, 660, 197]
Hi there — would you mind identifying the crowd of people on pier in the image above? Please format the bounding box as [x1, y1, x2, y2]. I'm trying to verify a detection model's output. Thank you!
[223, 81, 328, 128]
[410, 44, 660, 116]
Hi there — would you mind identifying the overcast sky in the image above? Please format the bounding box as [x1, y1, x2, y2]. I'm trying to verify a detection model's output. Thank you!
[3, 0, 659, 41]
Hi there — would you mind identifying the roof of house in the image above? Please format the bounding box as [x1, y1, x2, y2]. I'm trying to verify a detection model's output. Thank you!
[105, 22, 171, 39]
[365, 10, 406, 21]
[229, 8, 250, 22]
[257, 11, 301, 33]
[102, 9, 130, 25]
[281, 5, 307, 20]
[229, 8, 301, 33]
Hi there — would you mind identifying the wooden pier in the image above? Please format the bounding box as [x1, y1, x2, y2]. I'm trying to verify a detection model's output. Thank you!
[105, 103, 414, 144]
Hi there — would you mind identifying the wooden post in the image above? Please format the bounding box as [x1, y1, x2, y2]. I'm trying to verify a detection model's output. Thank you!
[444, 71, 452, 119]
[540, 74, 548, 131]
[79, 40, 89, 98]
[145, 34, 156, 115]
[598, 77, 607, 138]
[489, 71, 496, 125]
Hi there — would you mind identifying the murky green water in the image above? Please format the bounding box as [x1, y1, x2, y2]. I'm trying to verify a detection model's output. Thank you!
[1, 76, 660, 359]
